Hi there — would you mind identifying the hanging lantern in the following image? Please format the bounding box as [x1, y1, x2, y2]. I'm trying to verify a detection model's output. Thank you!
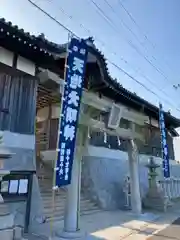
[117, 137, 121, 146]
[104, 132, 107, 143]
[88, 128, 91, 139]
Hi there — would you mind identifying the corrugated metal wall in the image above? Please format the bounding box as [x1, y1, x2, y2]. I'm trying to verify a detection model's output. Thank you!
[0, 73, 37, 134]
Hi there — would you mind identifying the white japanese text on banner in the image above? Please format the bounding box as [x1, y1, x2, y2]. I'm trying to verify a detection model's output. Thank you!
[159, 103, 170, 178]
[55, 38, 88, 187]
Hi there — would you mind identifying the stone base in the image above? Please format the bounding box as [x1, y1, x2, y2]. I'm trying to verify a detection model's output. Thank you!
[0, 213, 14, 240]
[14, 226, 23, 240]
[0, 227, 23, 240]
[0, 213, 14, 230]
[0, 202, 10, 216]
[0, 213, 23, 240]
[143, 185, 172, 212]
[55, 230, 84, 240]
[124, 205, 132, 211]
[0, 228, 14, 240]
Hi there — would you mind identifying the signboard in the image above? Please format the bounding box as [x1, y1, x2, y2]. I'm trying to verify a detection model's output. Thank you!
[159, 103, 170, 178]
[55, 38, 88, 187]
[1, 170, 35, 233]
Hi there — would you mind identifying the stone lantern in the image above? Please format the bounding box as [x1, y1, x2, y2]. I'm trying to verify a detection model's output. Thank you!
[143, 156, 169, 212]
[146, 156, 160, 188]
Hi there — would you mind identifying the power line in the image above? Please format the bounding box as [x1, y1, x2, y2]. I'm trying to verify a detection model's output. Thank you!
[27, 0, 179, 112]
[103, 0, 149, 50]
[26, 0, 180, 113]
[46, 0, 177, 108]
[27, 0, 78, 38]
[45, 0, 108, 49]
[102, 0, 175, 85]
[107, 59, 180, 111]
[118, 0, 154, 47]
[49, 0, 180, 109]
[88, 0, 174, 86]
[117, 0, 175, 76]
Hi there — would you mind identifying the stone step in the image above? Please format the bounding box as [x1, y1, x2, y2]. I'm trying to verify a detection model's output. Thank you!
[38, 170, 100, 224]
[43, 200, 97, 213]
[39, 186, 66, 192]
[43, 198, 94, 206]
[39, 180, 53, 183]
[40, 189, 84, 197]
[42, 195, 100, 221]
[40, 191, 66, 197]
[39, 185, 66, 192]
[45, 209, 102, 223]
[42, 195, 88, 205]
[37, 173, 52, 176]
[44, 205, 99, 218]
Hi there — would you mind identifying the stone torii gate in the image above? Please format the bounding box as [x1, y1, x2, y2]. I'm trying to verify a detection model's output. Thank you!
[57, 88, 148, 239]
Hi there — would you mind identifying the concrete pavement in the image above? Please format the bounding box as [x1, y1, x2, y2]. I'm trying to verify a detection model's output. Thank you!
[28, 201, 180, 240]
[148, 217, 180, 240]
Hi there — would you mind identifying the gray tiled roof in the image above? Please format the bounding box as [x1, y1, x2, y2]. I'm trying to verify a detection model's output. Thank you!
[0, 17, 179, 130]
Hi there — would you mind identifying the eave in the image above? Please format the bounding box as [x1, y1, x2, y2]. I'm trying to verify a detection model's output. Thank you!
[87, 44, 180, 130]
[0, 17, 179, 131]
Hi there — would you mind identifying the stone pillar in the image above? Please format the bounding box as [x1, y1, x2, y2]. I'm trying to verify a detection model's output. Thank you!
[0, 211, 14, 240]
[57, 127, 86, 239]
[143, 156, 170, 211]
[0, 148, 14, 240]
[127, 139, 142, 215]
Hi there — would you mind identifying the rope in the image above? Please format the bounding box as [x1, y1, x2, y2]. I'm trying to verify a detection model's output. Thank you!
[49, 33, 72, 239]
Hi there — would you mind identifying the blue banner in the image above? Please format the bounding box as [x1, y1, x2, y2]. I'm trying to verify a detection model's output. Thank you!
[159, 103, 170, 178]
[55, 38, 88, 187]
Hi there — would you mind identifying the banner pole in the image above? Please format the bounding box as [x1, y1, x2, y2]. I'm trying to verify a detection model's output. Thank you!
[49, 33, 71, 239]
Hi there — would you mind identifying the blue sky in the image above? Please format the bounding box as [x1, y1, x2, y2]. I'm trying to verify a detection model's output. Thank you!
[1, 0, 180, 118]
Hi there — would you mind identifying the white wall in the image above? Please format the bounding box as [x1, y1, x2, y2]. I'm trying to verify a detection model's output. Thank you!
[86, 146, 177, 165]
[173, 128, 180, 162]
[174, 138, 180, 161]
[16, 56, 35, 76]
[81, 146, 180, 210]
[0, 47, 35, 76]
[0, 130, 35, 150]
[0, 47, 13, 66]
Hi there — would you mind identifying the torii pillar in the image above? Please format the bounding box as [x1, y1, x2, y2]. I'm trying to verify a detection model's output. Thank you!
[127, 139, 142, 215]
